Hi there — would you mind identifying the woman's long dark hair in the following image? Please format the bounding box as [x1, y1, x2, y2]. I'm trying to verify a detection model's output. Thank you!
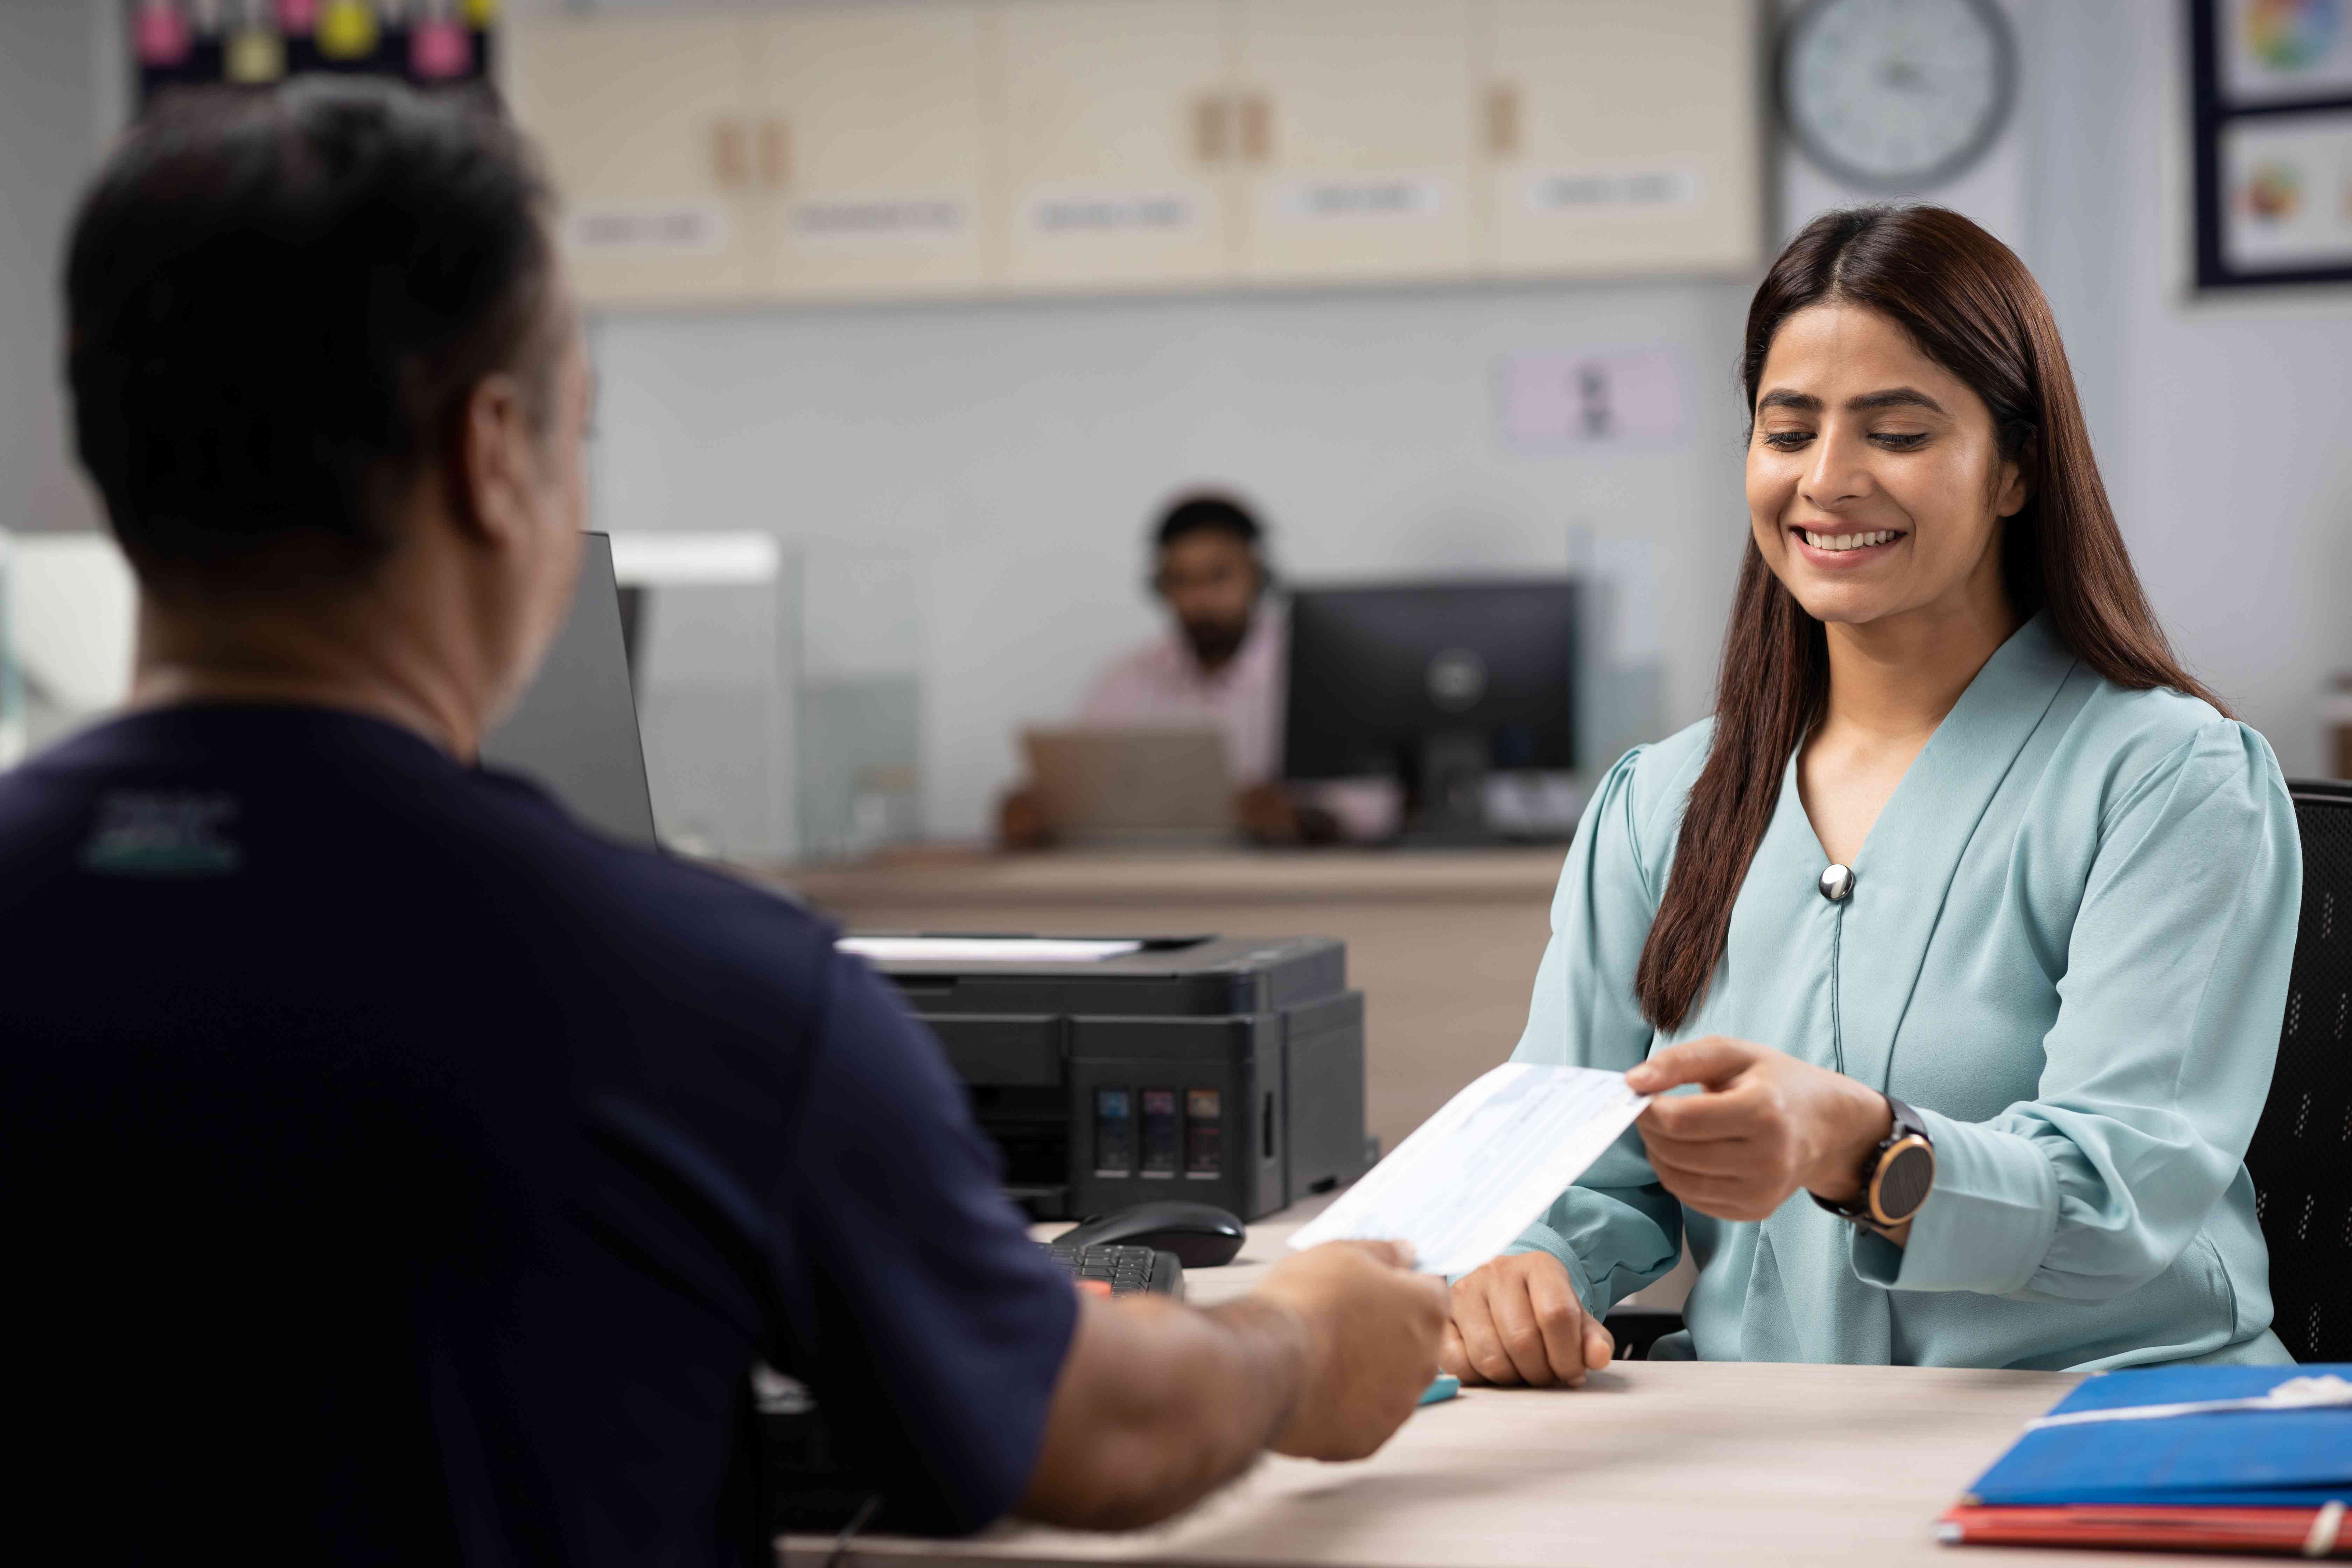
[1633, 206, 2224, 1035]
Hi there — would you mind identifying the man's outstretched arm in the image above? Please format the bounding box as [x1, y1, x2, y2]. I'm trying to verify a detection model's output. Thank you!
[1016, 1239, 1448, 1531]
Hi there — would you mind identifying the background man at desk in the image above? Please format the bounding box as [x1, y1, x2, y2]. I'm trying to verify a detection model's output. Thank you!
[0, 82, 1446, 1564]
[1084, 494, 1284, 782]
[1003, 493, 1305, 843]
[1001, 495, 1394, 845]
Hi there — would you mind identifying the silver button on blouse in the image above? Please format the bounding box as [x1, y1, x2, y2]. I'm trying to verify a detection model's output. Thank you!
[1819, 864, 1856, 903]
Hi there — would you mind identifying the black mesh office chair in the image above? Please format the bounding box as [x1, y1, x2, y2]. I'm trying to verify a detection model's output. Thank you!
[1608, 779, 2352, 1364]
[2245, 778, 2352, 1364]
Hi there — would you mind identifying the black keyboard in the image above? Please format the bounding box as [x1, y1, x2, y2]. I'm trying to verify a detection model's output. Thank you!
[1043, 1241, 1184, 1297]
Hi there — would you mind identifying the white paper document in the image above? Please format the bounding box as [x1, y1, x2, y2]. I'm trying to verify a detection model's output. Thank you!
[836, 937, 1143, 964]
[1290, 1064, 1651, 1278]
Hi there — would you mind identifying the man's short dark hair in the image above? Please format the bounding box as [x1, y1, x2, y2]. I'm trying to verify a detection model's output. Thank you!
[64, 78, 556, 591]
[1153, 493, 1263, 552]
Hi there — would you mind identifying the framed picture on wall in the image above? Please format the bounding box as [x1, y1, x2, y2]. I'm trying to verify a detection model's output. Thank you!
[2191, 0, 2352, 289]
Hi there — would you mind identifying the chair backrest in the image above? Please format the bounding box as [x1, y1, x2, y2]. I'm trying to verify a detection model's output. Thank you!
[2245, 778, 2352, 1363]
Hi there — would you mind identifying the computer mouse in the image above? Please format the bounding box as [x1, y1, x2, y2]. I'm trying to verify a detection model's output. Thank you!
[1055, 1201, 1247, 1267]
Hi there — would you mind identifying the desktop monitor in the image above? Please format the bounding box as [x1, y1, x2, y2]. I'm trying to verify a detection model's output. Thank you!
[481, 532, 660, 847]
[1283, 578, 1576, 842]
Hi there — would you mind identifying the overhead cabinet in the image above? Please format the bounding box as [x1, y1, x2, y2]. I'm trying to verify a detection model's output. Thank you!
[757, 6, 993, 299]
[1232, 0, 1480, 284]
[508, 14, 764, 303]
[507, 0, 1761, 307]
[999, 0, 1239, 290]
[1483, 0, 1760, 278]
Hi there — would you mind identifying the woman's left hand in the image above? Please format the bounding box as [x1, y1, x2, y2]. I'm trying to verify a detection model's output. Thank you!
[1625, 1038, 1893, 1223]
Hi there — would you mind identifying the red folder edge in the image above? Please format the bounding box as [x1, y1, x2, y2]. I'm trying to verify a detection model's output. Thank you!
[1940, 1503, 2352, 1556]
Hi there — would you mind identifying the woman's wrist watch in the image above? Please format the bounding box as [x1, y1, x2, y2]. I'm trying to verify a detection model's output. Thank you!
[1811, 1094, 1936, 1239]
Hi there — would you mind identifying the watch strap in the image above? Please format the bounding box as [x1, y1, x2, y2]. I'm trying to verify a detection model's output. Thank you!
[1810, 1093, 1936, 1234]
[1884, 1094, 1930, 1146]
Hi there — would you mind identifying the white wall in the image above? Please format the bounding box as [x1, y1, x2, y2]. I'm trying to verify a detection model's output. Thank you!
[589, 280, 1755, 840]
[587, 0, 2352, 843]
[7, 0, 2349, 820]
[1773, 0, 2352, 775]
[0, 0, 111, 537]
[2088, 5, 2352, 777]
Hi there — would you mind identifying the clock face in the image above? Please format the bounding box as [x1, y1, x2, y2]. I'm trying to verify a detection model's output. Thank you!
[1781, 0, 2017, 191]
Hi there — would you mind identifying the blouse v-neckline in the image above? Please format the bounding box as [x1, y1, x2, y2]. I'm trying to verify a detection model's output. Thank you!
[1750, 612, 2079, 1093]
[1784, 612, 2070, 881]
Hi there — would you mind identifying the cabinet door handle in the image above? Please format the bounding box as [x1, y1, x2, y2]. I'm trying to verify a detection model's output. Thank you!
[1239, 93, 1272, 164]
[1192, 94, 1230, 164]
[758, 119, 791, 188]
[1486, 82, 1520, 159]
[712, 120, 749, 188]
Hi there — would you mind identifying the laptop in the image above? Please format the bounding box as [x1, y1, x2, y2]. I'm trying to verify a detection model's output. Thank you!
[1022, 726, 1238, 846]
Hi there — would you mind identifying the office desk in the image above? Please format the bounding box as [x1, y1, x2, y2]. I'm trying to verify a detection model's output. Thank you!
[771, 847, 1564, 1160]
[780, 1200, 2222, 1568]
[779, 1359, 2106, 1568]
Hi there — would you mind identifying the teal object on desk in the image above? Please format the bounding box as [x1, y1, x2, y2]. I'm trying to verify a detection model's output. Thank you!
[1419, 1374, 1460, 1406]
[1503, 613, 2301, 1371]
[1964, 1366, 2352, 1507]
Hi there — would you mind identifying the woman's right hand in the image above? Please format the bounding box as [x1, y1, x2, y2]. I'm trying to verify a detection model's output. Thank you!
[1440, 1252, 1614, 1387]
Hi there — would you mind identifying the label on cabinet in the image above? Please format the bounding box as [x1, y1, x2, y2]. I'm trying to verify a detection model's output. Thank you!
[1275, 176, 1443, 222]
[1024, 190, 1201, 238]
[565, 206, 730, 257]
[787, 195, 971, 247]
[1524, 166, 1702, 216]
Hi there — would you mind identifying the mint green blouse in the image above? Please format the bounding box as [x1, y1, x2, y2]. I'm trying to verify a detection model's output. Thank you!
[1507, 614, 2301, 1370]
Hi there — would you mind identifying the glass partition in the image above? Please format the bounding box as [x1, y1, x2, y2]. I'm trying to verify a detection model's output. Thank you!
[790, 544, 924, 862]
[610, 531, 790, 861]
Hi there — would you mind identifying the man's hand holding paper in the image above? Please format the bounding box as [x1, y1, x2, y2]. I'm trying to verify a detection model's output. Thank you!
[1286, 1063, 1651, 1392]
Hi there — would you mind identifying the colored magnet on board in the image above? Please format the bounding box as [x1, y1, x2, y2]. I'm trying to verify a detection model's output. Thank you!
[226, 27, 287, 84]
[410, 16, 472, 79]
[275, 0, 318, 33]
[1418, 1374, 1461, 1406]
[134, 1, 194, 67]
[461, 0, 499, 24]
[316, 0, 378, 60]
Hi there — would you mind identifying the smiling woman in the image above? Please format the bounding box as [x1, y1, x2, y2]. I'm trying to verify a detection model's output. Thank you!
[1657, 204, 2230, 1029]
[1440, 205, 2301, 1386]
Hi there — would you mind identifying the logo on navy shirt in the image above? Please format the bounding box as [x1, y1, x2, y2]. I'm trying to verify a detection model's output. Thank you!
[80, 791, 243, 875]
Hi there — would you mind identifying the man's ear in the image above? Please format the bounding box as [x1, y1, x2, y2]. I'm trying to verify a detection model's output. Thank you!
[447, 371, 538, 548]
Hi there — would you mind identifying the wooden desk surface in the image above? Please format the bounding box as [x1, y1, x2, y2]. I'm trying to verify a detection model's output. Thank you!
[766, 846, 1568, 910]
[781, 1360, 2110, 1568]
[782, 1203, 2220, 1568]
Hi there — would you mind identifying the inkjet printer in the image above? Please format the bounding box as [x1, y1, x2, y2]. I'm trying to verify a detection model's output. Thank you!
[762, 933, 1373, 1530]
[844, 933, 1373, 1223]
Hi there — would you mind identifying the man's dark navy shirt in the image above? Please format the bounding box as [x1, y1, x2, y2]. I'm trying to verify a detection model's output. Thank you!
[0, 705, 1077, 1564]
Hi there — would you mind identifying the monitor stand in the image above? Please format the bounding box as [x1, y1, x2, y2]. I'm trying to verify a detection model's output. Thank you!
[1405, 731, 1496, 846]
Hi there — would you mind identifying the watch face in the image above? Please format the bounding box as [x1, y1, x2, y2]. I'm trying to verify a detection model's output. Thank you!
[1780, 0, 2016, 192]
[1873, 1139, 1937, 1224]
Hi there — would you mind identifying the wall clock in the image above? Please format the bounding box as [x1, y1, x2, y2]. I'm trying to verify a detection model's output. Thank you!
[1780, 0, 2018, 191]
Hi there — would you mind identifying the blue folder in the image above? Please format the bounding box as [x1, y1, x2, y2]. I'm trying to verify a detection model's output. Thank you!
[1965, 1365, 2352, 1508]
